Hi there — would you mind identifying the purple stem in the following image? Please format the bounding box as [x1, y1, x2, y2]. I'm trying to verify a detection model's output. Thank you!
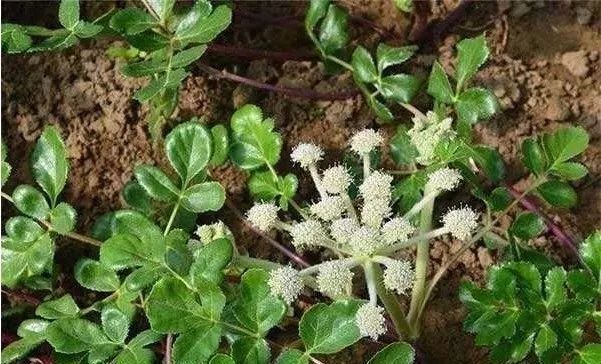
[208, 43, 317, 62]
[225, 199, 310, 268]
[506, 184, 580, 256]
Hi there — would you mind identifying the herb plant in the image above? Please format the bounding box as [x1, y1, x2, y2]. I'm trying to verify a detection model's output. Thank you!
[1, 0, 231, 139]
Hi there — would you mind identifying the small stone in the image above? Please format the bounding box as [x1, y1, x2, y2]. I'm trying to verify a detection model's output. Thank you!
[561, 51, 589, 77]
[589, 51, 599, 62]
[576, 7, 592, 25]
[544, 97, 570, 121]
[493, 83, 506, 98]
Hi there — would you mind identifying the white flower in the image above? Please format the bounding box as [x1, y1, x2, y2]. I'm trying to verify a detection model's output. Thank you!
[355, 304, 387, 340]
[442, 207, 479, 240]
[381, 217, 415, 245]
[322, 165, 352, 194]
[350, 129, 383, 155]
[247, 203, 279, 232]
[310, 196, 346, 221]
[426, 167, 462, 192]
[330, 218, 359, 245]
[291, 143, 323, 168]
[359, 171, 393, 202]
[268, 266, 304, 304]
[383, 260, 414, 295]
[195, 221, 233, 245]
[349, 226, 381, 255]
[316, 261, 354, 297]
[408, 111, 454, 165]
[360, 198, 391, 228]
[290, 220, 326, 249]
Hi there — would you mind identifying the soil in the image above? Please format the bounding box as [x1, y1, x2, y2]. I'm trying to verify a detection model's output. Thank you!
[2, 1, 600, 363]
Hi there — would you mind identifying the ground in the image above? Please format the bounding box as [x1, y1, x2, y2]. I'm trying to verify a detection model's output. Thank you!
[1, 1, 600, 363]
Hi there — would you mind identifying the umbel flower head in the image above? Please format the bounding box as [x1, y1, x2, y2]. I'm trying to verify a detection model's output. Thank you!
[247, 203, 279, 232]
[330, 218, 359, 245]
[355, 303, 387, 340]
[310, 196, 346, 221]
[360, 198, 391, 228]
[322, 165, 351, 194]
[383, 260, 414, 295]
[290, 220, 326, 249]
[408, 111, 454, 165]
[349, 226, 382, 255]
[316, 260, 354, 297]
[426, 167, 462, 192]
[359, 171, 393, 202]
[442, 207, 479, 240]
[268, 266, 304, 304]
[350, 129, 383, 155]
[291, 143, 323, 169]
[381, 217, 415, 245]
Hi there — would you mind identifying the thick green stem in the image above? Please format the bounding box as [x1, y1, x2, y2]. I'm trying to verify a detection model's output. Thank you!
[406, 184, 435, 336]
[372, 263, 412, 339]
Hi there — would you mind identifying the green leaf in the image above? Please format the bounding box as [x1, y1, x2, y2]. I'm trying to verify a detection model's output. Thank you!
[47, 318, 108, 354]
[232, 338, 270, 364]
[365, 93, 394, 122]
[210, 354, 235, 364]
[114, 346, 154, 364]
[180, 182, 225, 213]
[378, 74, 421, 103]
[248, 170, 281, 201]
[88, 343, 120, 364]
[551, 162, 588, 181]
[133, 165, 179, 202]
[542, 126, 589, 165]
[318, 4, 348, 54]
[190, 238, 232, 285]
[29, 33, 78, 52]
[275, 349, 309, 364]
[367, 342, 415, 364]
[100, 233, 163, 270]
[537, 180, 577, 208]
[134, 68, 187, 102]
[175, 5, 232, 45]
[146, 277, 225, 333]
[468, 145, 505, 183]
[31, 126, 69, 205]
[1, 24, 32, 53]
[209, 124, 229, 166]
[49, 202, 77, 233]
[510, 212, 545, 240]
[393, 0, 414, 13]
[124, 265, 165, 292]
[122, 181, 152, 215]
[305, 0, 328, 34]
[456, 87, 498, 125]
[390, 126, 418, 165]
[73, 21, 103, 38]
[575, 344, 601, 364]
[580, 231, 601, 283]
[455, 35, 489, 90]
[124, 31, 169, 53]
[1, 233, 54, 287]
[59, 0, 80, 30]
[352, 46, 377, 83]
[225, 269, 286, 336]
[109, 8, 155, 35]
[165, 122, 212, 185]
[567, 270, 598, 301]
[299, 300, 362, 354]
[229, 105, 282, 170]
[544, 267, 567, 309]
[101, 305, 129, 343]
[145, 0, 174, 22]
[36, 295, 79, 320]
[12, 185, 50, 219]
[1, 335, 46, 364]
[1, 140, 11, 186]
[74, 259, 120, 292]
[376, 43, 417, 73]
[427, 61, 454, 104]
[488, 187, 512, 212]
[522, 138, 547, 175]
[5, 216, 44, 243]
[172, 324, 222, 364]
[278, 174, 298, 210]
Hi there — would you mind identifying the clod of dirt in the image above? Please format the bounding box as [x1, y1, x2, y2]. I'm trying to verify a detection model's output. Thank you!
[544, 96, 571, 121]
[561, 50, 590, 77]
[575, 7, 593, 25]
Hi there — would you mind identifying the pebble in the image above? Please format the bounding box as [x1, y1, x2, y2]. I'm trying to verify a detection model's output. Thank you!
[576, 7, 593, 25]
[544, 97, 571, 121]
[561, 51, 589, 77]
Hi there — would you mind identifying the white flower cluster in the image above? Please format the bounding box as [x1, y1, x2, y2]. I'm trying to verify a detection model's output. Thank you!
[268, 266, 304, 304]
[442, 207, 479, 240]
[316, 261, 354, 298]
[247, 203, 279, 232]
[291, 143, 323, 169]
[426, 167, 462, 192]
[408, 111, 454, 165]
[350, 129, 383, 155]
[355, 303, 387, 340]
[383, 260, 414, 295]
